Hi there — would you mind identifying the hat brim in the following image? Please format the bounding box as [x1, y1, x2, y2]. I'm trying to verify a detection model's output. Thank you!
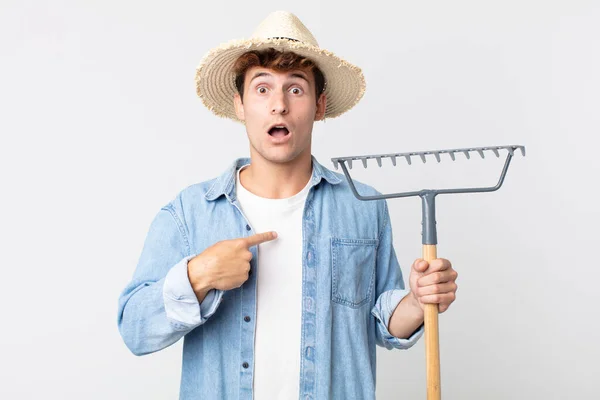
[195, 38, 366, 122]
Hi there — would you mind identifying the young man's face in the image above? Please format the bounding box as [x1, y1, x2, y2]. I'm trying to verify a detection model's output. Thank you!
[234, 66, 326, 166]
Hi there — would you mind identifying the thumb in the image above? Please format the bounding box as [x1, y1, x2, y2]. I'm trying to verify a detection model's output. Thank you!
[413, 259, 428, 273]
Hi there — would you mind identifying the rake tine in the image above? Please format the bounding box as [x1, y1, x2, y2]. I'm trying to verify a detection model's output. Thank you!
[331, 144, 525, 175]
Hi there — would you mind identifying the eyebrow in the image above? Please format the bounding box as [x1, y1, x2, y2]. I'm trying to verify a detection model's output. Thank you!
[249, 71, 310, 84]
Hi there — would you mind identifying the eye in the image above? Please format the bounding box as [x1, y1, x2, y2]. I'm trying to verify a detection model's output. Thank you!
[290, 87, 303, 95]
[257, 86, 268, 94]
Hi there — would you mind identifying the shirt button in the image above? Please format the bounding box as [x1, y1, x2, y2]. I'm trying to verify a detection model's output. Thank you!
[246, 224, 251, 231]
[242, 362, 249, 369]
[244, 316, 251, 322]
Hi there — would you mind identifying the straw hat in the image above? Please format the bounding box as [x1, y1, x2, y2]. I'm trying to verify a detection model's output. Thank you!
[195, 11, 366, 122]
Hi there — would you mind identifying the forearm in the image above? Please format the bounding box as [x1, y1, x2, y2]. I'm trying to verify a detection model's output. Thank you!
[388, 292, 424, 339]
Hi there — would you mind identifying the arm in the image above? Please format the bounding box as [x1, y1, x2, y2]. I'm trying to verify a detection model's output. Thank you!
[388, 290, 424, 339]
[116, 203, 223, 356]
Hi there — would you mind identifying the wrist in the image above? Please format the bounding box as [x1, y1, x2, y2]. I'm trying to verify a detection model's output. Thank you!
[188, 257, 214, 296]
[407, 291, 425, 319]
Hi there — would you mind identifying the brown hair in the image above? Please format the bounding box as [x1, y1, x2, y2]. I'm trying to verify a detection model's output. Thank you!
[232, 48, 326, 102]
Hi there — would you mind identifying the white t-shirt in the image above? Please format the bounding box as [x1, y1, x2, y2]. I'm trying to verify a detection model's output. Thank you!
[235, 164, 311, 400]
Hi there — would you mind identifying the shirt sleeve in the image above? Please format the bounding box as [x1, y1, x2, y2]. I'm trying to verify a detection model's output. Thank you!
[371, 199, 424, 350]
[162, 254, 224, 326]
[372, 288, 424, 350]
[117, 202, 224, 356]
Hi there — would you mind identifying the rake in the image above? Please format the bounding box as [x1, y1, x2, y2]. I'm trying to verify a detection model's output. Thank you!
[331, 144, 526, 400]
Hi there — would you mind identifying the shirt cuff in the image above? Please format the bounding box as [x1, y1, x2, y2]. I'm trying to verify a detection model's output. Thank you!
[371, 289, 424, 350]
[163, 255, 224, 328]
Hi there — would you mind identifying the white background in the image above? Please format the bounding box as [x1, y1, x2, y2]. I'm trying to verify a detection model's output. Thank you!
[1, 0, 599, 399]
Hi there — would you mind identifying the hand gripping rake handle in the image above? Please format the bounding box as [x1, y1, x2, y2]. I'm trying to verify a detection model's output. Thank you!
[331, 145, 526, 400]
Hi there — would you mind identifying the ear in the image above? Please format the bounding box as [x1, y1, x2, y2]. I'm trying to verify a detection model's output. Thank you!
[314, 93, 327, 121]
[234, 93, 245, 121]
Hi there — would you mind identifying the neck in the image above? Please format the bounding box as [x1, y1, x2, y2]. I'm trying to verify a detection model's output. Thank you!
[240, 151, 313, 199]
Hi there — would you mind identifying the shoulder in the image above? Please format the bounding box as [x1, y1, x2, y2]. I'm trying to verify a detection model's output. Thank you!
[160, 177, 220, 222]
[324, 168, 389, 226]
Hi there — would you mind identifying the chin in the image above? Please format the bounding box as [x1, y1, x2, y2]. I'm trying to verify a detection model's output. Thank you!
[258, 150, 302, 164]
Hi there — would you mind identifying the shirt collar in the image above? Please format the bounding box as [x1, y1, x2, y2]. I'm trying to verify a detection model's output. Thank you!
[204, 154, 343, 202]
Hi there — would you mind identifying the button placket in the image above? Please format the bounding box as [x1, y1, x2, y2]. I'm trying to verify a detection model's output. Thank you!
[230, 199, 257, 394]
[300, 197, 317, 398]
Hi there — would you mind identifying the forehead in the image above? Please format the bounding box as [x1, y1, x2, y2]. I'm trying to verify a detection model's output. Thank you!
[245, 66, 313, 85]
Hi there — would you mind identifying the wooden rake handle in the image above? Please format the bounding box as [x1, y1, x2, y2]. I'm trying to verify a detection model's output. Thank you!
[423, 244, 441, 400]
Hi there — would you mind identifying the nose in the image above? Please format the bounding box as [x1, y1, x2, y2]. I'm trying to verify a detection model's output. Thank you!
[270, 90, 288, 115]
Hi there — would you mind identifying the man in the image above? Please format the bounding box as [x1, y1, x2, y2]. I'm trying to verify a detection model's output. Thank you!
[117, 10, 458, 400]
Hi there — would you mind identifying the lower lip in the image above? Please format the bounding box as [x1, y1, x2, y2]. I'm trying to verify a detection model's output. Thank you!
[267, 131, 292, 144]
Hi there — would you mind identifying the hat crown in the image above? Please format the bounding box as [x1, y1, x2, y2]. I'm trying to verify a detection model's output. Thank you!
[251, 11, 319, 47]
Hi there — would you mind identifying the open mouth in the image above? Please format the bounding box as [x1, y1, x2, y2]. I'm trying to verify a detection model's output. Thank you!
[268, 125, 290, 138]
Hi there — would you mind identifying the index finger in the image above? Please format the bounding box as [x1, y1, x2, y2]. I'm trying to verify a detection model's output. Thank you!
[243, 231, 278, 248]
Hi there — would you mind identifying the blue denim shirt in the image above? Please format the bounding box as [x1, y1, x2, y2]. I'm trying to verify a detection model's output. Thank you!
[117, 155, 424, 400]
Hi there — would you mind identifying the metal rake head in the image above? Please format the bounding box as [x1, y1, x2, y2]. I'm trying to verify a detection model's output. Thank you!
[330, 144, 526, 201]
[331, 144, 526, 245]
[331, 145, 526, 170]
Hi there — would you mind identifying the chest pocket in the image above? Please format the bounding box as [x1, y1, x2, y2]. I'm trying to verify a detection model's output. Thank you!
[331, 237, 378, 308]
